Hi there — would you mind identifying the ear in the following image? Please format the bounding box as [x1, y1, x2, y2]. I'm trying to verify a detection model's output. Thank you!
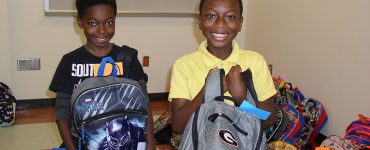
[198, 16, 203, 30]
[77, 17, 83, 28]
[238, 17, 243, 32]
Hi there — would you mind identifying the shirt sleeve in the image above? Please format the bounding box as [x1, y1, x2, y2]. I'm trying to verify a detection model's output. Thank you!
[49, 55, 73, 94]
[252, 55, 277, 101]
[131, 56, 148, 84]
[168, 60, 191, 101]
[55, 92, 71, 123]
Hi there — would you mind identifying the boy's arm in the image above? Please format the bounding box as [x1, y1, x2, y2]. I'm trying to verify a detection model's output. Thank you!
[146, 104, 156, 150]
[55, 92, 76, 150]
[228, 65, 277, 128]
[227, 65, 247, 105]
[171, 68, 224, 134]
[135, 71, 153, 149]
[257, 96, 277, 129]
[171, 88, 204, 134]
[56, 119, 76, 150]
[132, 56, 148, 83]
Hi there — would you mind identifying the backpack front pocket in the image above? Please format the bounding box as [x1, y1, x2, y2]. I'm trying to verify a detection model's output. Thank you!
[79, 111, 147, 150]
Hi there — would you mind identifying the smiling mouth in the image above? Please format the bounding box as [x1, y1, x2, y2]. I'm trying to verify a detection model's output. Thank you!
[211, 33, 227, 41]
[96, 37, 107, 42]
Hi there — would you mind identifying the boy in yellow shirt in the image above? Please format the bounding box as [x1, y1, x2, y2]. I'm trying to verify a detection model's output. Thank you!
[169, 0, 277, 138]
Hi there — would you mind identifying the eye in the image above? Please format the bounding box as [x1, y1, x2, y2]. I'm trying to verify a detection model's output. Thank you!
[106, 20, 114, 25]
[226, 15, 236, 20]
[88, 22, 97, 27]
[206, 14, 216, 19]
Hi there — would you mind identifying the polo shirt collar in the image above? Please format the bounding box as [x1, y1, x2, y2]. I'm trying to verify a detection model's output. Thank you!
[200, 40, 240, 67]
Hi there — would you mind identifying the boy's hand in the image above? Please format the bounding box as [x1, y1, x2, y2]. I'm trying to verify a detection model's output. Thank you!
[206, 68, 228, 93]
[226, 65, 247, 105]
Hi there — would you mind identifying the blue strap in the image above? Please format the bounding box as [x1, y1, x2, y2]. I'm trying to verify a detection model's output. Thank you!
[81, 128, 86, 144]
[97, 56, 117, 77]
[239, 100, 271, 120]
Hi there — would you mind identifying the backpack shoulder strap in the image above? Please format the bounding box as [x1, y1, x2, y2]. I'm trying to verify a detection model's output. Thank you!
[241, 68, 259, 104]
[117, 45, 138, 78]
[204, 68, 225, 103]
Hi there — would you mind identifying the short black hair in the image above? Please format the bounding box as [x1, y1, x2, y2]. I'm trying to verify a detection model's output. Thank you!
[76, 0, 117, 18]
[199, 0, 243, 16]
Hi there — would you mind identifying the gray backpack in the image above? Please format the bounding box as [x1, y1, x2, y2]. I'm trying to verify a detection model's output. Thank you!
[179, 68, 266, 150]
[71, 56, 149, 150]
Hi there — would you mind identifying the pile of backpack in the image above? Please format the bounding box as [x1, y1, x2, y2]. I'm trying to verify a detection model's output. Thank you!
[265, 76, 328, 150]
[0, 82, 16, 127]
[343, 114, 370, 149]
[153, 72, 331, 149]
[319, 114, 369, 150]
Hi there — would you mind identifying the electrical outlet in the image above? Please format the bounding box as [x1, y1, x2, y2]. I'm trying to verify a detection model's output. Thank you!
[143, 56, 149, 67]
[17, 58, 40, 71]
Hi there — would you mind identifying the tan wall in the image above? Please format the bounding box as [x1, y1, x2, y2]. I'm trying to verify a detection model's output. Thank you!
[0, 0, 11, 85]
[1, 0, 247, 99]
[2, 0, 369, 138]
[245, 0, 370, 136]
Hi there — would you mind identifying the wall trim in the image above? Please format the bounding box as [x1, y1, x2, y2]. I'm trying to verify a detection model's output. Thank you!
[17, 92, 169, 109]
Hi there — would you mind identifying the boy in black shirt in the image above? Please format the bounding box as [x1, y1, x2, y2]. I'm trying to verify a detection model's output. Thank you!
[49, 0, 155, 149]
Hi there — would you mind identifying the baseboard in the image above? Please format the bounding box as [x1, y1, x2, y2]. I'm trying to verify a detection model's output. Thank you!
[17, 92, 169, 109]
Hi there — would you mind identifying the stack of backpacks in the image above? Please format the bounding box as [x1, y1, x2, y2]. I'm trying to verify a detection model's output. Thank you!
[154, 74, 328, 150]
[153, 74, 330, 149]
[265, 76, 328, 150]
[319, 114, 369, 150]
[343, 114, 370, 149]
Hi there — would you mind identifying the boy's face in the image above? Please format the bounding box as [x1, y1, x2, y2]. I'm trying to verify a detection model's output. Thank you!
[199, 0, 243, 51]
[77, 4, 115, 51]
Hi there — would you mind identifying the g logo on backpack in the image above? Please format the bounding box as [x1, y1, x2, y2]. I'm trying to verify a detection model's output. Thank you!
[218, 129, 238, 147]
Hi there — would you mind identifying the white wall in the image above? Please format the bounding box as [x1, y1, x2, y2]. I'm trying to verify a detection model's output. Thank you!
[0, 0, 11, 85]
[4, 0, 368, 139]
[245, 0, 370, 136]
[2, 0, 247, 99]
[4, 0, 369, 138]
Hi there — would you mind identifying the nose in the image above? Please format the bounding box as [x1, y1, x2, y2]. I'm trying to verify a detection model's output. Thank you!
[98, 24, 106, 34]
[215, 17, 226, 28]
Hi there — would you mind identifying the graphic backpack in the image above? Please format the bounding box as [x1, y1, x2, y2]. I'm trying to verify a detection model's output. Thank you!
[71, 47, 150, 150]
[272, 77, 305, 107]
[265, 105, 290, 142]
[299, 98, 328, 148]
[271, 76, 329, 149]
[279, 104, 305, 147]
[153, 108, 172, 144]
[179, 68, 267, 150]
[0, 82, 16, 127]
[320, 135, 358, 150]
[344, 114, 370, 149]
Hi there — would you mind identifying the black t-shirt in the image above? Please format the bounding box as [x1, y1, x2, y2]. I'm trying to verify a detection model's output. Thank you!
[49, 44, 148, 95]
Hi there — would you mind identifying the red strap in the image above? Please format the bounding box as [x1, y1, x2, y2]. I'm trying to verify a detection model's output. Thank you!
[358, 114, 368, 125]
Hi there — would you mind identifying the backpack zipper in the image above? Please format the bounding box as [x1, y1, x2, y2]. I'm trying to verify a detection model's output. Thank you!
[208, 113, 248, 136]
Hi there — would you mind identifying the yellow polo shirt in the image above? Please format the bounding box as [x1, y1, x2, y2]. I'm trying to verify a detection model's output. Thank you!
[169, 41, 276, 105]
